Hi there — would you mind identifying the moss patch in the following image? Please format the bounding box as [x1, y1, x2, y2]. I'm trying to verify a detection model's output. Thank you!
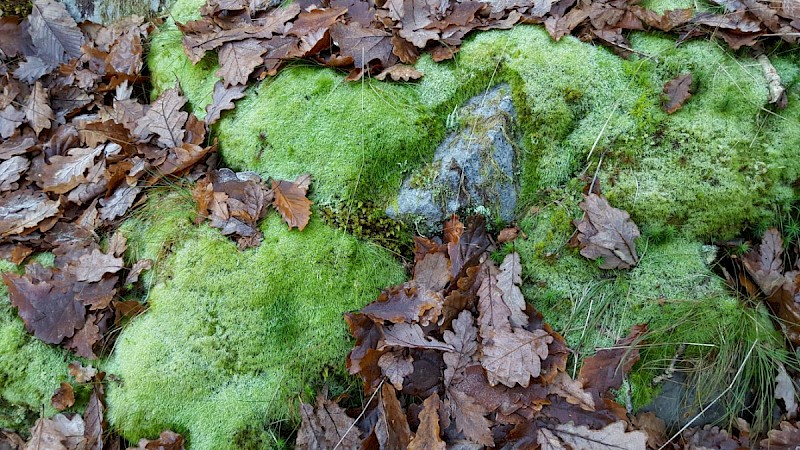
[107, 199, 406, 449]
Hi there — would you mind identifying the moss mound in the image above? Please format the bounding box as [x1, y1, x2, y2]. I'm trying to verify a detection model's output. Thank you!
[106, 195, 406, 449]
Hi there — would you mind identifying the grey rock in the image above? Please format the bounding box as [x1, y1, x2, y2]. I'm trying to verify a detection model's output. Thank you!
[387, 84, 519, 232]
[640, 371, 731, 430]
[61, 0, 170, 24]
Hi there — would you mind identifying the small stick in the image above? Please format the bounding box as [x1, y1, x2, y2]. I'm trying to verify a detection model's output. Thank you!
[757, 54, 786, 107]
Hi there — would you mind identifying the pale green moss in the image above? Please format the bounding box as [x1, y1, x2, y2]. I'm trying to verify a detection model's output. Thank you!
[0, 259, 72, 432]
[107, 208, 406, 449]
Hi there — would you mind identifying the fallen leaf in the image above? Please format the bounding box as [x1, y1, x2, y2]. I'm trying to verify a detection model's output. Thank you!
[743, 228, 785, 296]
[25, 81, 54, 135]
[330, 22, 394, 68]
[68, 249, 124, 283]
[0, 190, 60, 237]
[760, 421, 800, 449]
[631, 411, 666, 449]
[68, 361, 98, 383]
[442, 310, 478, 387]
[296, 394, 360, 450]
[3, 268, 85, 344]
[775, 362, 798, 419]
[663, 73, 693, 114]
[578, 323, 647, 406]
[0, 155, 30, 192]
[544, 421, 647, 450]
[574, 193, 640, 269]
[446, 387, 493, 446]
[27, 413, 86, 450]
[362, 282, 443, 325]
[378, 351, 414, 389]
[216, 39, 267, 87]
[83, 385, 105, 450]
[40, 145, 103, 194]
[133, 86, 188, 148]
[375, 384, 413, 448]
[380, 322, 455, 351]
[128, 430, 185, 450]
[271, 174, 313, 231]
[51, 382, 75, 411]
[205, 81, 246, 125]
[28, 0, 84, 67]
[375, 64, 424, 81]
[408, 393, 446, 450]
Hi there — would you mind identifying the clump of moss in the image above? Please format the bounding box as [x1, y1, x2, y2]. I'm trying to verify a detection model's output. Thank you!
[107, 202, 406, 449]
[0, 0, 31, 16]
[319, 201, 413, 259]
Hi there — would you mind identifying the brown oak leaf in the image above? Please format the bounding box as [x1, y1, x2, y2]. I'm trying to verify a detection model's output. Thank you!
[378, 351, 414, 389]
[574, 193, 640, 269]
[375, 384, 413, 448]
[29, 0, 84, 66]
[760, 421, 800, 449]
[133, 86, 188, 148]
[578, 323, 647, 406]
[330, 22, 394, 69]
[0, 155, 30, 192]
[743, 228, 785, 296]
[296, 394, 360, 450]
[51, 382, 75, 411]
[663, 73, 693, 114]
[25, 81, 54, 135]
[380, 322, 455, 351]
[409, 393, 446, 450]
[68, 249, 124, 283]
[40, 145, 103, 194]
[128, 430, 185, 450]
[3, 268, 86, 344]
[216, 39, 267, 87]
[375, 64, 424, 81]
[205, 81, 246, 125]
[542, 421, 647, 449]
[271, 173, 312, 231]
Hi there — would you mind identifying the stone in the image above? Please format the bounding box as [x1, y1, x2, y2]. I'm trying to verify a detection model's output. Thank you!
[387, 84, 518, 232]
[61, 0, 170, 23]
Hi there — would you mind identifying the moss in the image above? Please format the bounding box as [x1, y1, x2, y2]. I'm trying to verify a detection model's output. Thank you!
[107, 201, 406, 449]
[0, 0, 31, 16]
[0, 260, 74, 432]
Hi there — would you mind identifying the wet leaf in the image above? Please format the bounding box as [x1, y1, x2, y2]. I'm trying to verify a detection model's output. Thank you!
[578, 323, 647, 406]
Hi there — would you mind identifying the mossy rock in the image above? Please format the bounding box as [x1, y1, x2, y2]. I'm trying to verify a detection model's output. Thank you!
[2, 0, 798, 446]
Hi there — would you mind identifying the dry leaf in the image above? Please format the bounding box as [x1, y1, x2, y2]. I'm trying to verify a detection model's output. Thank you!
[205, 81, 246, 125]
[271, 174, 312, 231]
[375, 64, 424, 81]
[51, 382, 75, 411]
[545, 421, 647, 449]
[663, 73, 693, 114]
[296, 395, 360, 450]
[574, 193, 640, 269]
[408, 393, 446, 450]
[133, 86, 188, 148]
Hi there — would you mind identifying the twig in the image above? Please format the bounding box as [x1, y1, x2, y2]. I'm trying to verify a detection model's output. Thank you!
[757, 54, 786, 107]
[334, 378, 385, 450]
[657, 340, 757, 450]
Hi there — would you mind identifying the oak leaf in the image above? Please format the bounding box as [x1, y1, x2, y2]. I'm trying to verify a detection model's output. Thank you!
[375, 384, 413, 448]
[0, 105, 25, 139]
[128, 430, 185, 450]
[216, 39, 266, 87]
[296, 394, 360, 450]
[0, 155, 30, 192]
[271, 174, 312, 231]
[443, 310, 478, 387]
[40, 145, 103, 194]
[408, 393, 446, 450]
[578, 323, 647, 406]
[760, 421, 800, 449]
[378, 351, 414, 389]
[25, 81, 54, 135]
[27, 413, 86, 450]
[68, 249, 124, 283]
[3, 269, 86, 344]
[330, 23, 394, 68]
[205, 81, 246, 125]
[362, 282, 443, 325]
[446, 387, 493, 446]
[51, 382, 75, 411]
[380, 322, 455, 351]
[375, 64, 424, 81]
[0, 190, 60, 237]
[133, 86, 188, 148]
[68, 361, 98, 383]
[83, 385, 105, 450]
[743, 228, 785, 296]
[663, 73, 693, 114]
[543, 421, 647, 450]
[574, 193, 640, 269]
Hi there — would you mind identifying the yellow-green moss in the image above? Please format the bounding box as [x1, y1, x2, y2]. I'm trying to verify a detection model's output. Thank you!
[107, 202, 406, 449]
